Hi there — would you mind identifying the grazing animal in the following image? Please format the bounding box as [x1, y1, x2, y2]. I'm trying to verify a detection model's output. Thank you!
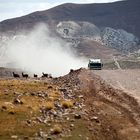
[34, 74, 38, 78]
[22, 72, 28, 78]
[42, 72, 48, 78]
[13, 72, 20, 78]
[48, 74, 52, 78]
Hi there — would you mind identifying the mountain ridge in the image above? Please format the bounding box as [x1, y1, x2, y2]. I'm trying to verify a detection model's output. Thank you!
[0, 0, 140, 38]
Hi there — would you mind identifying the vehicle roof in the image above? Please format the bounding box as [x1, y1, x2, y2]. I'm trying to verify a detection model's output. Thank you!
[89, 59, 101, 63]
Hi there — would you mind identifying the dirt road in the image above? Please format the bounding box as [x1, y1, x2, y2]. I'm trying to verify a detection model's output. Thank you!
[94, 69, 140, 101]
[53, 68, 140, 140]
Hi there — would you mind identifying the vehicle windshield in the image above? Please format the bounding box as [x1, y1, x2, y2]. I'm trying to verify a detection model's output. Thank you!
[89, 63, 101, 67]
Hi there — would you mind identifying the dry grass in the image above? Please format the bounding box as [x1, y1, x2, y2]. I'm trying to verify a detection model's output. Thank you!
[0, 79, 89, 140]
[45, 101, 54, 110]
[0, 79, 62, 139]
[62, 100, 74, 108]
[51, 124, 62, 134]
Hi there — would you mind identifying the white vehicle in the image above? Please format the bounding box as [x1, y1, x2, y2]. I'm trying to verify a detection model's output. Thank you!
[88, 59, 103, 70]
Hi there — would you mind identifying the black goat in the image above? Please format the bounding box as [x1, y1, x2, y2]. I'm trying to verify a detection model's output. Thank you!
[42, 72, 48, 78]
[13, 72, 20, 78]
[34, 74, 38, 78]
[22, 72, 28, 78]
[48, 74, 52, 78]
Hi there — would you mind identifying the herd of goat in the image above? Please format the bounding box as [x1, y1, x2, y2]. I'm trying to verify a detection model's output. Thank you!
[12, 72, 52, 78]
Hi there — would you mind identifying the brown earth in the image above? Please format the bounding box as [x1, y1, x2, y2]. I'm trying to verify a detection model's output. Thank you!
[52, 68, 140, 140]
[0, 68, 140, 140]
[77, 40, 121, 60]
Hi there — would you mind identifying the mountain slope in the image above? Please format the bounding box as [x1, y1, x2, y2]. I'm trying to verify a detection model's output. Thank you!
[0, 0, 140, 38]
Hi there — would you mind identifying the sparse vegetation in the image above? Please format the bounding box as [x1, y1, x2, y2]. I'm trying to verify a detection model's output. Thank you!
[51, 124, 62, 134]
[45, 101, 54, 110]
[62, 100, 74, 108]
[0, 68, 140, 140]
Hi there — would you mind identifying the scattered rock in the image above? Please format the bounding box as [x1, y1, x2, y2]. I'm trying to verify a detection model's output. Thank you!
[31, 92, 35, 96]
[48, 86, 53, 89]
[36, 117, 44, 123]
[70, 124, 74, 127]
[66, 117, 70, 121]
[1, 105, 7, 110]
[91, 116, 100, 123]
[70, 119, 75, 122]
[37, 92, 45, 98]
[78, 95, 84, 98]
[47, 123, 51, 127]
[24, 136, 29, 140]
[8, 111, 15, 115]
[26, 120, 31, 125]
[14, 92, 22, 96]
[38, 130, 48, 138]
[47, 137, 52, 140]
[11, 135, 18, 139]
[59, 88, 67, 92]
[13, 98, 23, 104]
[74, 114, 82, 119]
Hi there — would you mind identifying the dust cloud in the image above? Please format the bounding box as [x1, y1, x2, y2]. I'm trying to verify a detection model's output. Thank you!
[2, 24, 87, 77]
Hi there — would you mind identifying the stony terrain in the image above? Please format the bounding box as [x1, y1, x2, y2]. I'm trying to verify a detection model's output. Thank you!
[0, 0, 140, 71]
[0, 0, 140, 139]
[56, 21, 139, 52]
[0, 68, 140, 140]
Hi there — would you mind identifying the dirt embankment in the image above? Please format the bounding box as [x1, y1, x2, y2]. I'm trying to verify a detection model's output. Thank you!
[53, 68, 140, 140]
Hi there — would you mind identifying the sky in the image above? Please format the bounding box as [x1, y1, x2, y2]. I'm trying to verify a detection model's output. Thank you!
[0, 0, 121, 22]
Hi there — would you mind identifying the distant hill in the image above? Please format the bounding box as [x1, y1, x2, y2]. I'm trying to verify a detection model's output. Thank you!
[0, 0, 140, 38]
[0, 0, 140, 61]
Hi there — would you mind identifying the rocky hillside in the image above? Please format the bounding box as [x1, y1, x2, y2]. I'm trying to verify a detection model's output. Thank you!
[0, 68, 140, 139]
[0, 0, 140, 53]
[0, 0, 140, 36]
[56, 21, 139, 52]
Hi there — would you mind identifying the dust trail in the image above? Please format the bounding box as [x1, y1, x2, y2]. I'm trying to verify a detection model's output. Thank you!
[1, 24, 87, 77]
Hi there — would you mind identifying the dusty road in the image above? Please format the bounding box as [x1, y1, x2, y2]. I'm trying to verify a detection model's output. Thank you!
[94, 69, 140, 101]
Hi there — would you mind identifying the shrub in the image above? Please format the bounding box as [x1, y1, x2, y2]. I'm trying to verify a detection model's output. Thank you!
[45, 102, 54, 110]
[62, 100, 73, 108]
[47, 85, 53, 89]
[51, 125, 62, 134]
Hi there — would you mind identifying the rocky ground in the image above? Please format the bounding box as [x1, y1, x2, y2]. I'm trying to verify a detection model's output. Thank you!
[0, 68, 140, 140]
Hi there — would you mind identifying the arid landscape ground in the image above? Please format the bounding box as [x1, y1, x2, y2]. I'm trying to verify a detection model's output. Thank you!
[0, 0, 140, 139]
[0, 68, 140, 140]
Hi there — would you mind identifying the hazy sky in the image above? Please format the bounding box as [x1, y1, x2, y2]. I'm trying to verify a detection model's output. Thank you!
[0, 0, 121, 21]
